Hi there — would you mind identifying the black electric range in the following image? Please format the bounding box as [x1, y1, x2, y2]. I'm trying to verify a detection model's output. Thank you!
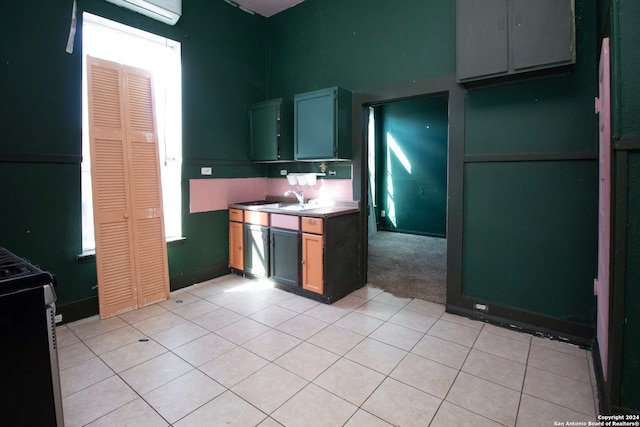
[0, 247, 55, 296]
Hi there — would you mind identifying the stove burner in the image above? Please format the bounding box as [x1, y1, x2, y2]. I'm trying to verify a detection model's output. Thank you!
[0, 248, 53, 295]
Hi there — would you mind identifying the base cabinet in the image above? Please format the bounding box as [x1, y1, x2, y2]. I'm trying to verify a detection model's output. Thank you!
[229, 211, 244, 270]
[243, 224, 269, 278]
[270, 229, 300, 287]
[229, 207, 362, 303]
[302, 233, 324, 294]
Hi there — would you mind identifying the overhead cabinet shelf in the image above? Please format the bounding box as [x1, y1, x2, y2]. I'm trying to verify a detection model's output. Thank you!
[457, 0, 575, 83]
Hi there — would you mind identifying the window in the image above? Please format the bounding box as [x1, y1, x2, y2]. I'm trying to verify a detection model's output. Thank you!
[81, 13, 182, 252]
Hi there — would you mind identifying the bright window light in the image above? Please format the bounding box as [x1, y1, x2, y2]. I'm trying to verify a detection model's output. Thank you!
[81, 13, 182, 252]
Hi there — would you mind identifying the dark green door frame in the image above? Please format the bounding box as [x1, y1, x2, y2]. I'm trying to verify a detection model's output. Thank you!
[351, 74, 465, 306]
[354, 74, 594, 344]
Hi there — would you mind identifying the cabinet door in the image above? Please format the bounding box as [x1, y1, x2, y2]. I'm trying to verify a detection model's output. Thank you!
[244, 224, 269, 278]
[457, 0, 508, 81]
[295, 88, 336, 160]
[270, 229, 300, 287]
[302, 233, 324, 294]
[229, 221, 244, 270]
[249, 100, 280, 161]
[511, 0, 574, 71]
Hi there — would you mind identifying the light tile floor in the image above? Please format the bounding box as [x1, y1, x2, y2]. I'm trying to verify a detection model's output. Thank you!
[58, 274, 599, 426]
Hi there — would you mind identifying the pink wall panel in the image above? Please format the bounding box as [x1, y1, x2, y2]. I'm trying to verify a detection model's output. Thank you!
[190, 177, 354, 213]
[189, 178, 267, 213]
[597, 37, 611, 380]
[267, 178, 353, 202]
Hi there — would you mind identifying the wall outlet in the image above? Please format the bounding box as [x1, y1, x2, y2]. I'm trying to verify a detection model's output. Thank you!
[381, 210, 386, 217]
[280, 169, 288, 176]
[201, 167, 212, 176]
[474, 303, 488, 312]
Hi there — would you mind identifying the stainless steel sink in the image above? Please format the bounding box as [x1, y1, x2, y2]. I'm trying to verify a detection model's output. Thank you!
[277, 203, 318, 211]
[237, 200, 275, 206]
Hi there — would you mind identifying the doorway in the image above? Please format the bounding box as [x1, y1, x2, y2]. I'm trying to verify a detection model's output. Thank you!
[366, 94, 449, 304]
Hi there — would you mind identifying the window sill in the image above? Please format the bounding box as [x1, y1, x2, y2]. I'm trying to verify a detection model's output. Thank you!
[77, 236, 187, 263]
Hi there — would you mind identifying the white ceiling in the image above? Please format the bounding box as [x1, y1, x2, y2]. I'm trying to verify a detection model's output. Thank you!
[229, 0, 306, 17]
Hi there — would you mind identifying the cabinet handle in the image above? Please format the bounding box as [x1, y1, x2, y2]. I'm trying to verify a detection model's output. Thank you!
[301, 259, 305, 264]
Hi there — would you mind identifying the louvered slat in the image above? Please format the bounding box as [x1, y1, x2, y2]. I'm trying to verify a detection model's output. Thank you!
[87, 56, 169, 317]
[93, 139, 127, 210]
[99, 222, 135, 307]
[90, 65, 122, 129]
[87, 56, 137, 318]
[131, 142, 161, 208]
[123, 65, 169, 308]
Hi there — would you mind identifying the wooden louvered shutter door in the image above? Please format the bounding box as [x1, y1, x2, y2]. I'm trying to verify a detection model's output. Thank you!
[87, 56, 138, 318]
[121, 65, 170, 307]
[87, 56, 169, 318]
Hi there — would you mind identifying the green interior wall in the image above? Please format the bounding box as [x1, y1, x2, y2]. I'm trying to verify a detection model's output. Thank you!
[614, 0, 640, 411]
[267, 0, 598, 327]
[460, 0, 598, 325]
[0, 0, 266, 306]
[622, 153, 640, 410]
[378, 95, 448, 236]
[266, 0, 455, 98]
[462, 161, 597, 322]
[0, 0, 606, 336]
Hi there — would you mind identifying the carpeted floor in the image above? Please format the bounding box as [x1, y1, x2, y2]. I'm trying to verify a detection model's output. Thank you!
[367, 231, 447, 304]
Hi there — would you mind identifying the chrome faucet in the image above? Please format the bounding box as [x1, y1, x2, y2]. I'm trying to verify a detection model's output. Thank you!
[284, 187, 304, 205]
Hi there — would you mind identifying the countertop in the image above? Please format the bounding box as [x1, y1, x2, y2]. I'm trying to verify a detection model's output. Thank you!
[228, 199, 360, 218]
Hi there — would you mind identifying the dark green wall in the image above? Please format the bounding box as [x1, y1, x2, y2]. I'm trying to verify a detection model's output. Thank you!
[267, 0, 598, 327]
[0, 0, 607, 338]
[613, 0, 640, 411]
[622, 153, 640, 409]
[266, 0, 455, 98]
[378, 96, 448, 236]
[462, 0, 598, 324]
[462, 161, 597, 321]
[0, 0, 266, 306]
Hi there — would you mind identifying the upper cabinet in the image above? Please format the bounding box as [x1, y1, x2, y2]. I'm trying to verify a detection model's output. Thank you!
[249, 98, 293, 162]
[294, 87, 353, 160]
[457, 0, 575, 83]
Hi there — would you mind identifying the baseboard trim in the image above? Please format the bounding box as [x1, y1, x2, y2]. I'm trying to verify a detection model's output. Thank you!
[446, 304, 593, 347]
[57, 263, 231, 324]
[170, 263, 230, 290]
[57, 297, 99, 325]
[592, 337, 610, 415]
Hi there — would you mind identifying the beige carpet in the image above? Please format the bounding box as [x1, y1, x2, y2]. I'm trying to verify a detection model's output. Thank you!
[367, 231, 447, 304]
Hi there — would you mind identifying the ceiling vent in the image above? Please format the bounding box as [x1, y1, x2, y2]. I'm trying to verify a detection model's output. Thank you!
[104, 0, 181, 25]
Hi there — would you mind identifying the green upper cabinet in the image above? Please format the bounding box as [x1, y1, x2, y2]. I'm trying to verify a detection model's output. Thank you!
[249, 98, 293, 161]
[457, 0, 575, 83]
[294, 87, 353, 160]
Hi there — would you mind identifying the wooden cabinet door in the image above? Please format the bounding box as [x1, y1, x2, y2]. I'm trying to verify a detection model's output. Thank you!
[244, 224, 269, 278]
[249, 99, 280, 161]
[294, 88, 336, 160]
[229, 221, 244, 270]
[511, 0, 574, 71]
[302, 232, 324, 294]
[270, 229, 300, 287]
[457, 0, 509, 81]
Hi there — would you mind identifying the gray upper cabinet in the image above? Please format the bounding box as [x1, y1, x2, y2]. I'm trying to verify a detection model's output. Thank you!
[457, 0, 575, 83]
[457, 0, 509, 81]
[294, 87, 352, 160]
